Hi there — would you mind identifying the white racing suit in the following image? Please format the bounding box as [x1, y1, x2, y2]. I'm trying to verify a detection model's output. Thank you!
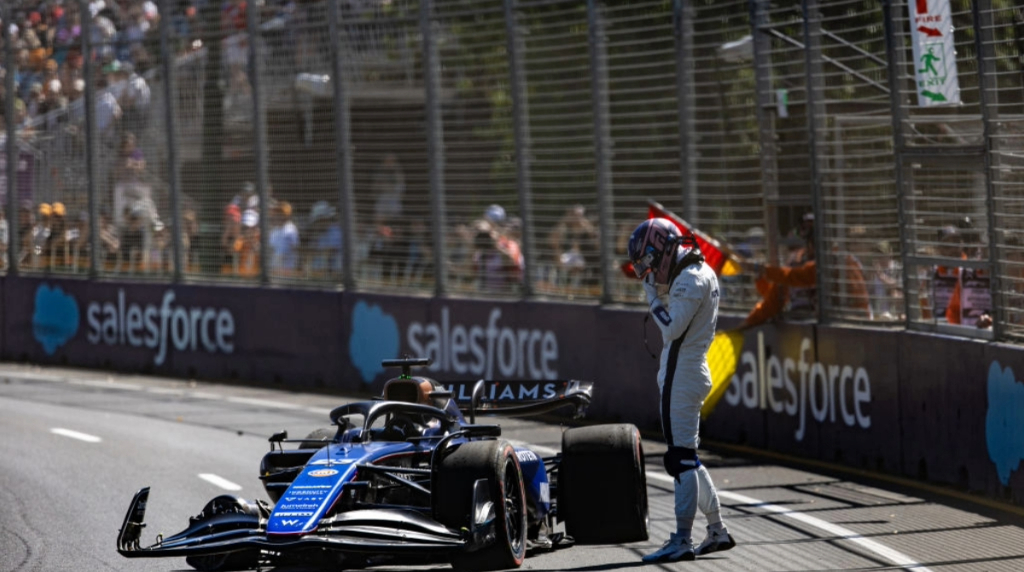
[644, 256, 725, 539]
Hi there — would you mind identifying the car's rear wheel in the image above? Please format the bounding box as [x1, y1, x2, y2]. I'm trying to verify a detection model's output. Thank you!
[434, 439, 527, 571]
[559, 423, 649, 544]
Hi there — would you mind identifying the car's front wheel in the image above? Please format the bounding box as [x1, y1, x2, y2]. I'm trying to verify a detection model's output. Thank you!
[183, 496, 263, 571]
[434, 439, 527, 571]
[185, 551, 258, 572]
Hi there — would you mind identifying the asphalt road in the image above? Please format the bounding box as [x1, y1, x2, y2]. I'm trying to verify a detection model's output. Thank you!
[1, 363, 1023, 572]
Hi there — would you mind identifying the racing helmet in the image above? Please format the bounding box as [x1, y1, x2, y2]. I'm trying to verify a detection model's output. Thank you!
[627, 218, 691, 285]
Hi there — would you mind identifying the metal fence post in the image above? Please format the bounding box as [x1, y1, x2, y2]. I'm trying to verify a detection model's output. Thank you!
[199, 0, 225, 275]
[247, 0, 271, 285]
[505, 0, 534, 298]
[674, 0, 698, 225]
[587, 0, 614, 305]
[3, 9, 17, 275]
[882, 0, 913, 328]
[802, 0, 828, 322]
[749, 0, 781, 265]
[328, 0, 356, 291]
[82, 0, 101, 278]
[972, 0, 1002, 339]
[160, 0, 184, 281]
[422, 0, 447, 297]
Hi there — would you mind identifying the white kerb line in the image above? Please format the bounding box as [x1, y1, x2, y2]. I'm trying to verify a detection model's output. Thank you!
[646, 471, 933, 572]
[198, 473, 243, 491]
[14, 370, 332, 413]
[513, 441, 931, 572]
[50, 428, 103, 443]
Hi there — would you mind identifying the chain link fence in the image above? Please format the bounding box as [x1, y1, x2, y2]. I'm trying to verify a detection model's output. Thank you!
[3, 0, 1024, 341]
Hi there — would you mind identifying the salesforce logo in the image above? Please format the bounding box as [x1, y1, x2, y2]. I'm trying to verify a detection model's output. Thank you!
[986, 361, 1024, 486]
[724, 337, 871, 442]
[85, 290, 236, 366]
[408, 307, 559, 380]
[348, 302, 560, 383]
[32, 284, 81, 355]
[349, 301, 400, 383]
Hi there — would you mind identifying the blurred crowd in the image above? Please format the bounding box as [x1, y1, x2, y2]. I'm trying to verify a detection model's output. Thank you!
[0, 0, 166, 131]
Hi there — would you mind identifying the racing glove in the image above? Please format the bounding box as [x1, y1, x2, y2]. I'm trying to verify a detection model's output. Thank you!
[643, 273, 660, 308]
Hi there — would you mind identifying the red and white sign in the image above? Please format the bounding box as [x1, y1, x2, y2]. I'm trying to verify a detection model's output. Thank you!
[908, 0, 960, 106]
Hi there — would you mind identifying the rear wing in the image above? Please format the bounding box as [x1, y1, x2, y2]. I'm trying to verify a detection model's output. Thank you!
[441, 379, 593, 423]
[378, 358, 593, 422]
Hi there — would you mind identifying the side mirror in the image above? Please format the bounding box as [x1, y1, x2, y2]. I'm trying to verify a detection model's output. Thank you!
[268, 430, 288, 451]
[461, 424, 502, 438]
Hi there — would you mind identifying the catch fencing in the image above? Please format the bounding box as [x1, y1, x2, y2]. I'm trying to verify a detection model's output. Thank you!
[2, 0, 1023, 341]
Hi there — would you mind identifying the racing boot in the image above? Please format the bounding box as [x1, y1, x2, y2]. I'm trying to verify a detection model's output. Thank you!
[641, 532, 695, 563]
[695, 524, 735, 556]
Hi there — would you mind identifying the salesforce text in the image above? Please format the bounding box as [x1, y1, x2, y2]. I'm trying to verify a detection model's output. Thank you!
[86, 290, 235, 365]
[407, 307, 558, 379]
[724, 337, 871, 441]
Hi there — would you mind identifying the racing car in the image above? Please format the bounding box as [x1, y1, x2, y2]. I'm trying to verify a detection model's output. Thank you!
[117, 357, 649, 571]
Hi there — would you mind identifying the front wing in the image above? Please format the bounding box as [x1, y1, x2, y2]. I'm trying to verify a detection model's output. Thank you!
[117, 487, 467, 559]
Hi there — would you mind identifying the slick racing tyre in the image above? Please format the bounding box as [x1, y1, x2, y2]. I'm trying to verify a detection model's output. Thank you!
[434, 439, 527, 571]
[559, 423, 649, 544]
[184, 496, 263, 571]
[296, 427, 337, 449]
[186, 552, 258, 572]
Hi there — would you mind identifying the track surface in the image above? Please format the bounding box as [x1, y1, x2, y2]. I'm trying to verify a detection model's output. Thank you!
[1, 363, 1023, 572]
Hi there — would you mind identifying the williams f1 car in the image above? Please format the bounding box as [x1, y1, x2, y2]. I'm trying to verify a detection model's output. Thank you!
[117, 358, 649, 570]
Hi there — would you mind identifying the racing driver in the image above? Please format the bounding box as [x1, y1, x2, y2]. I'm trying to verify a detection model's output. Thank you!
[627, 217, 736, 562]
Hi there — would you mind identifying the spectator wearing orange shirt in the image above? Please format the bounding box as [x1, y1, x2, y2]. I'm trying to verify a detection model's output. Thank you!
[740, 213, 871, 329]
[939, 220, 993, 329]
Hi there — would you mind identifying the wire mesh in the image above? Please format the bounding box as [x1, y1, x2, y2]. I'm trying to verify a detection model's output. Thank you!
[4, 0, 1024, 344]
[888, 0, 1005, 332]
[816, 0, 901, 323]
[691, 0, 765, 314]
[255, 0, 342, 284]
[436, 1, 518, 297]
[344, 0, 431, 293]
[984, 1, 1024, 339]
[518, 0, 598, 300]
[164, 0, 259, 282]
[762, 1, 813, 207]
[601, 1, 681, 303]
[98, 26, 173, 279]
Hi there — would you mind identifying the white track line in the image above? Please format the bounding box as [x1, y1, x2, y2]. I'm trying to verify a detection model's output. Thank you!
[226, 396, 304, 410]
[198, 473, 242, 491]
[513, 441, 930, 571]
[50, 428, 102, 443]
[7, 370, 338, 417]
[646, 471, 933, 571]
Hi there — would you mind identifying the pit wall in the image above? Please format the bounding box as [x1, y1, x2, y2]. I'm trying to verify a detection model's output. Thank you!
[11, 277, 1024, 505]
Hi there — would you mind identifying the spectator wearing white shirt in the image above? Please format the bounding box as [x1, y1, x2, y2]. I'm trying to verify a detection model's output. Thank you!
[116, 61, 150, 132]
[94, 74, 122, 144]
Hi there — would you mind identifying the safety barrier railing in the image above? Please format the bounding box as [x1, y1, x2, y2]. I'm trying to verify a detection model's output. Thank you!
[3, 0, 1023, 343]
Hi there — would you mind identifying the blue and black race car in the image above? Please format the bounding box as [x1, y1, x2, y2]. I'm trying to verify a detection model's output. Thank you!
[117, 358, 649, 571]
